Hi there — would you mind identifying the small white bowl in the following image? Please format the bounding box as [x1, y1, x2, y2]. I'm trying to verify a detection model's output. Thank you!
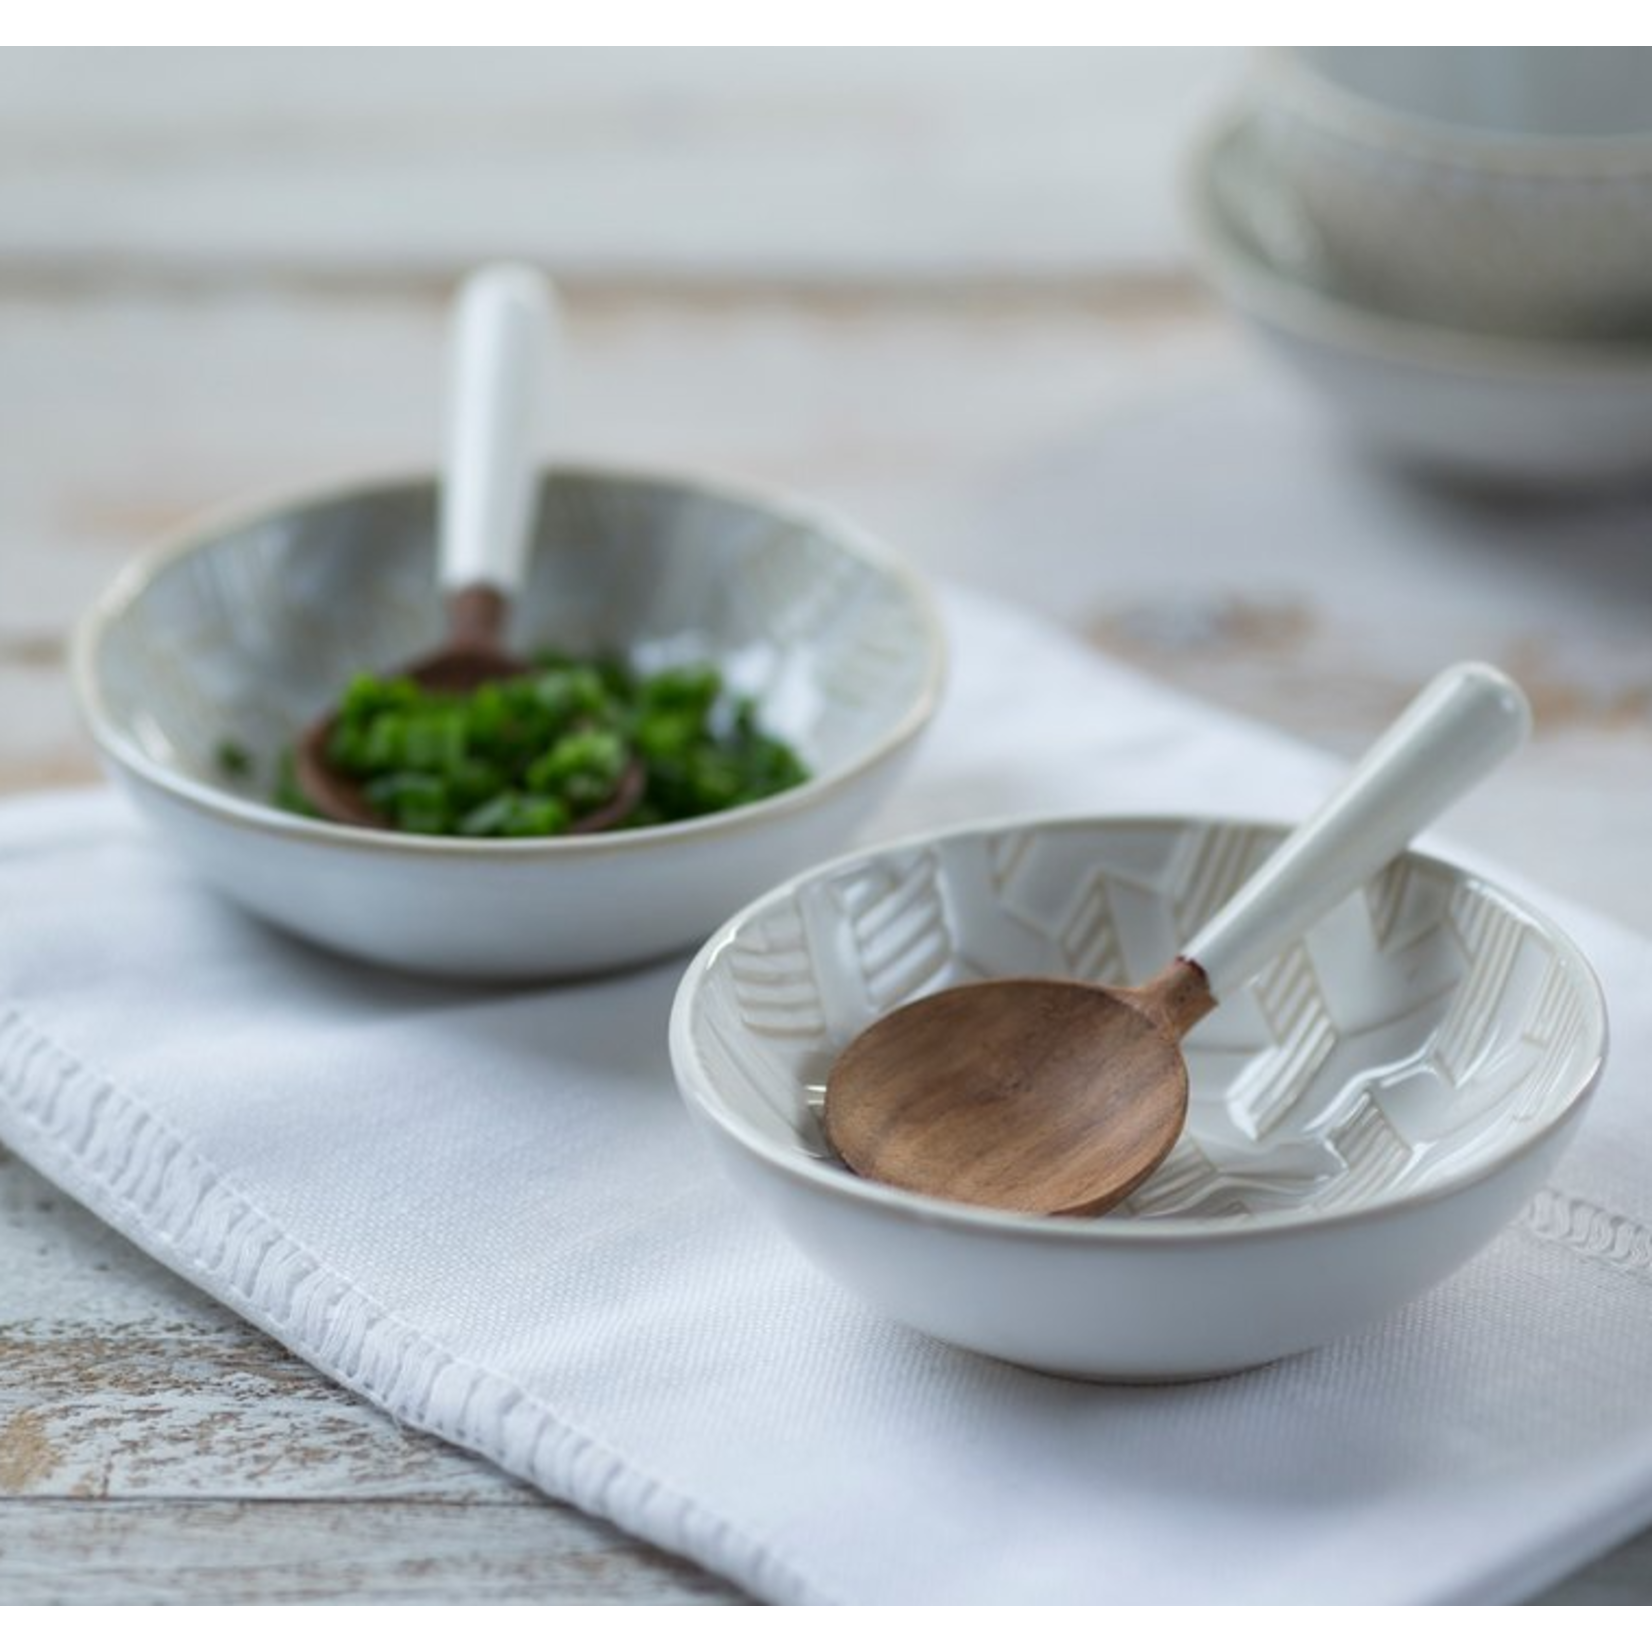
[73, 465, 945, 980]
[1187, 113, 1652, 485]
[669, 815, 1607, 1381]
[1248, 47, 1652, 337]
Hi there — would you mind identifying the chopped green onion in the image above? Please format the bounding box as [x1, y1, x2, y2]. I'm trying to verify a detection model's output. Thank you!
[214, 738, 253, 779]
[277, 655, 809, 838]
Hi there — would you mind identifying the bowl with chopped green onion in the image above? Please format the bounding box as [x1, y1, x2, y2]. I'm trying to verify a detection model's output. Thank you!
[73, 465, 945, 978]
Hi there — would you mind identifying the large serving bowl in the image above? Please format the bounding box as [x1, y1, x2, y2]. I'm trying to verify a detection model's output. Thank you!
[1248, 47, 1652, 338]
[1187, 113, 1652, 485]
[670, 815, 1607, 1381]
[73, 465, 945, 979]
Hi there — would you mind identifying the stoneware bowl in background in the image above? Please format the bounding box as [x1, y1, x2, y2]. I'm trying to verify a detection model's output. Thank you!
[669, 814, 1607, 1381]
[1247, 47, 1652, 339]
[1186, 113, 1652, 485]
[73, 466, 945, 979]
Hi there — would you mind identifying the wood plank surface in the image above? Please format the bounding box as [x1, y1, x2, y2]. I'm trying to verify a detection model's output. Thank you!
[0, 48, 1234, 279]
[0, 1502, 739, 1605]
[0, 1142, 746, 1604]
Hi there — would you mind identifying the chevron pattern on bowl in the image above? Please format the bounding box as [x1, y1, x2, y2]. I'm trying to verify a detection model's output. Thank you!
[685, 816, 1602, 1228]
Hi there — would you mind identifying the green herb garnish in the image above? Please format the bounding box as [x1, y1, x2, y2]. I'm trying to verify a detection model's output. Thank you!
[273, 748, 322, 818]
[214, 738, 253, 779]
[283, 654, 808, 837]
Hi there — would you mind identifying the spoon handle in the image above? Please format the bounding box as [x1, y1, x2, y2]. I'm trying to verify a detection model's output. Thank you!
[439, 263, 557, 599]
[1183, 661, 1531, 1001]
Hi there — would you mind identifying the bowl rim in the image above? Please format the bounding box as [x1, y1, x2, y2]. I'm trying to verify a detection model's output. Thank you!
[1254, 47, 1652, 168]
[669, 809, 1610, 1246]
[71, 458, 948, 862]
[1184, 110, 1652, 383]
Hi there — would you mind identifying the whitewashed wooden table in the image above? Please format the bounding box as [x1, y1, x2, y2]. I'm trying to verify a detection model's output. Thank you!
[3, 48, 1650, 1603]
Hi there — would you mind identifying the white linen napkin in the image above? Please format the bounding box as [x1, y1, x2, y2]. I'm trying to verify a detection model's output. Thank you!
[4, 584, 1652, 1605]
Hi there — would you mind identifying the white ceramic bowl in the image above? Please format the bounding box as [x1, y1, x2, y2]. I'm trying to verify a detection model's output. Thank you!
[1248, 47, 1652, 337]
[73, 465, 945, 979]
[1281, 46, 1652, 141]
[1187, 113, 1652, 485]
[670, 815, 1607, 1381]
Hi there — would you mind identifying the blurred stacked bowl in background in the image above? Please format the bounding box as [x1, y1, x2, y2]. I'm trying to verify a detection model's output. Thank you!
[1186, 47, 1652, 485]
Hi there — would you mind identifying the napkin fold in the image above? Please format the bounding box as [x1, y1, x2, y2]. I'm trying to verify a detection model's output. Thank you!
[4, 585, 1652, 1605]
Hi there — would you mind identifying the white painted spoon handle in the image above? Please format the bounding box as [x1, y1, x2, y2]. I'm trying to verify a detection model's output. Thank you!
[439, 263, 556, 595]
[1184, 662, 1531, 1001]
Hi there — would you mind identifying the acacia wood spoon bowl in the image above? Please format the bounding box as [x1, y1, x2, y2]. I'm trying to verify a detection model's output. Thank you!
[822, 662, 1532, 1217]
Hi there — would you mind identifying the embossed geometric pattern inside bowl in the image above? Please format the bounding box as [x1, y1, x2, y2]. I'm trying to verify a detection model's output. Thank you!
[93, 468, 933, 797]
[685, 816, 1604, 1230]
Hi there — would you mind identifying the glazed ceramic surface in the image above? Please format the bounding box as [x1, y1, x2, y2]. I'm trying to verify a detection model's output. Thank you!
[1187, 115, 1652, 485]
[73, 466, 945, 979]
[1248, 48, 1652, 338]
[1283, 46, 1652, 138]
[669, 815, 1607, 1380]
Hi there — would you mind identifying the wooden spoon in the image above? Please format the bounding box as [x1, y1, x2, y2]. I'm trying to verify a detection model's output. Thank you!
[295, 264, 642, 833]
[823, 661, 1531, 1218]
